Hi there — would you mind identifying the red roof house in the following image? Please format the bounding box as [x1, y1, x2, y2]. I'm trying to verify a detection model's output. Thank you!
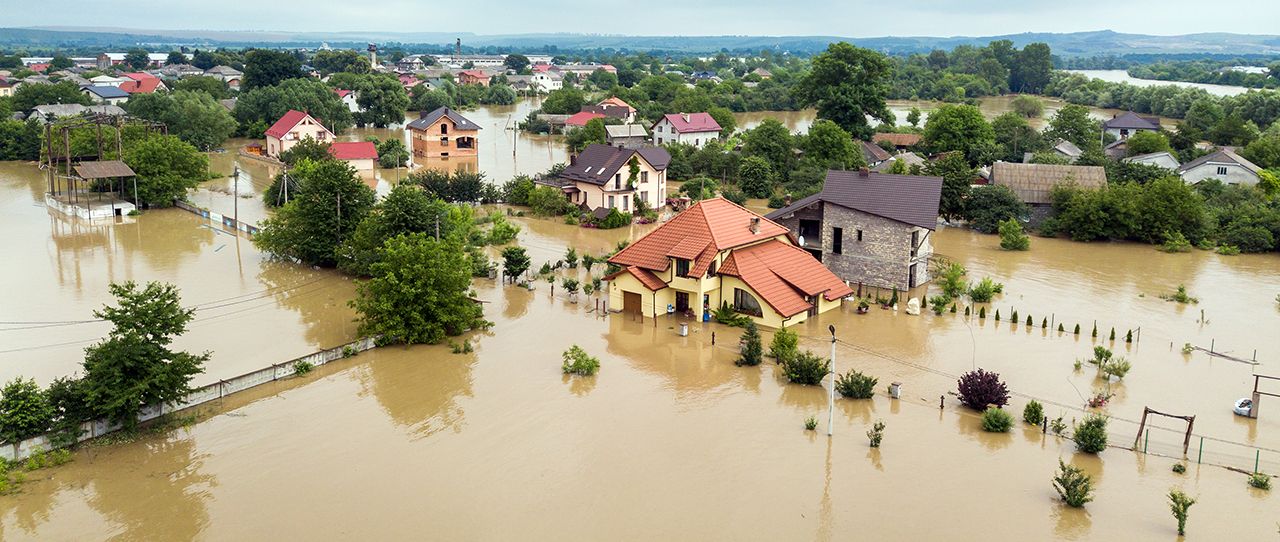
[565, 111, 606, 128]
[327, 141, 379, 171]
[264, 110, 335, 159]
[118, 72, 167, 94]
[651, 112, 723, 148]
[605, 198, 851, 326]
[458, 70, 489, 86]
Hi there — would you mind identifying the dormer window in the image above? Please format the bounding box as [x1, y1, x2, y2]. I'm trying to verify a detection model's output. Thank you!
[675, 258, 690, 277]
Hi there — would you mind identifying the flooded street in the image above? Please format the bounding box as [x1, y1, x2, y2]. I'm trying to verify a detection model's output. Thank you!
[1, 101, 1278, 539]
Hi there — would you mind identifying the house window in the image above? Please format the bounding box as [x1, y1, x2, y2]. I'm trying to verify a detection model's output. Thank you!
[608, 195, 615, 208]
[623, 197, 629, 211]
[675, 258, 690, 277]
[1216, 166, 1228, 176]
[832, 227, 843, 254]
[911, 231, 919, 257]
[857, 229, 864, 242]
[694, 139, 700, 146]
[640, 191, 648, 203]
[440, 123, 448, 135]
[657, 137, 663, 145]
[641, 171, 649, 183]
[440, 137, 449, 147]
[707, 260, 717, 277]
[733, 288, 763, 317]
[614, 173, 622, 189]
[656, 125, 663, 133]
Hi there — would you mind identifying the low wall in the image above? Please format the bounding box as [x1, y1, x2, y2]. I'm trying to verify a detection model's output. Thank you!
[1, 336, 378, 462]
[174, 199, 261, 237]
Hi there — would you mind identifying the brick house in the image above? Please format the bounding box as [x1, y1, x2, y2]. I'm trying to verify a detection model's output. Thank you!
[606, 198, 852, 328]
[766, 169, 942, 291]
[265, 110, 335, 159]
[406, 107, 481, 158]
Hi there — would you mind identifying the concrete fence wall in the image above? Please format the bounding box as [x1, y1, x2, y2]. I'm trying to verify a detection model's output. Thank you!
[2, 336, 378, 462]
[174, 199, 261, 237]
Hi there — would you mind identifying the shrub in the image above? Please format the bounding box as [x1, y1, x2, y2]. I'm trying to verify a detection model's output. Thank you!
[292, 360, 314, 376]
[561, 345, 601, 376]
[594, 208, 632, 229]
[1172, 463, 1186, 474]
[998, 218, 1030, 250]
[1248, 472, 1272, 490]
[736, 322, 764, 366]
[782, 351, 829, 385]
[769, 327, 799, 365]
[1073, 414, 1109, 454]
[1052, 459, 1095, 508]
[1216, 244, 1241, 255]
[968, 277, 1003, 302]
[1161, 284, 1198, 304]
[956, 368, 1010, 410]
[1160, 231, 1192, 253]
[835, 370, 877, 399]
[981, 407, 1014, 432]
[1058, 323, 1065, 332]
[938, 263, 968, 299]
[979, 306, 986, 319]
[713, 302, 751, 328]
[1109, 327, 1115, 340]
[450, 340, 473, 354]
[1168, 489, 1195, 535]
[1102, 357, 1131, 380]
[1023, 400, 1045, 425]
[1182, 343, 1194, 354]
[1073, 324, 1080, 334]
[1049, 415, 1067, 435]
[804, 416, 818, 431]
[867, 419, 886, 447]
[994, 309, 1001, 321]
[564, 247, 579, 268]
[0, 378, 54, 445]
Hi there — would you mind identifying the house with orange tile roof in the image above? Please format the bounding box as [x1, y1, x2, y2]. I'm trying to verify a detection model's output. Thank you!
[605, 198, 852, 327]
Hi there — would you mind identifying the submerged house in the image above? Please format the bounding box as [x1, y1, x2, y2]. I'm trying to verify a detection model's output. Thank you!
[766, 169, 942, 291]
[328, 141, 379, 171]
[536, 143, 670, 212]
[406, 107, 481, 159]
[606, 198, 852, 327]
[265, 110, 335, 159]
[988, 162, 1107, 222]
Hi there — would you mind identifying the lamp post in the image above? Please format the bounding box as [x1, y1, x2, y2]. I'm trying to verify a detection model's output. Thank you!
[827, 324, 836, 436]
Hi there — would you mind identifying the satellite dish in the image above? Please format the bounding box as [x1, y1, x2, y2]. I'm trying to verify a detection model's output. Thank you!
[797, 235, 806, 247]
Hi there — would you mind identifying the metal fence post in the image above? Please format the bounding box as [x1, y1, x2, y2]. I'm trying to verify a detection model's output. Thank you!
[1197, 437, 1203, 464]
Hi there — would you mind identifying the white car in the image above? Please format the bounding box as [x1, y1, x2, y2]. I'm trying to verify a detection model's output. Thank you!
[1233, 398, 1253, 417]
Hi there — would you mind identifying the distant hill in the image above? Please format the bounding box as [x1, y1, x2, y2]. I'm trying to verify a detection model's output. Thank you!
[4, 27, 1280, 56]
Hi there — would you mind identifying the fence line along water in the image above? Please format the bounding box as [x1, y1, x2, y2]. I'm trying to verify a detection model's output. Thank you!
[174, 199, 261, 239]
[1, 336, 377, 463]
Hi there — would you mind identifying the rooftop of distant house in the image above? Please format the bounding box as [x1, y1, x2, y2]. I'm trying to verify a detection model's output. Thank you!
[558, 144, 670, 185]
[766, 168, 942, 230]
[406, 106, 482, 131]
[656, 112, 721, 133]
[328, 141, 378, 161]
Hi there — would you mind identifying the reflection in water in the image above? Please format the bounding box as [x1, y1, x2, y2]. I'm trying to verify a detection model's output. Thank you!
[1051, 504, 1092, 540]
[88, 435, 215, 540]
[358, 345, 475, 440]
[255, 261, 358, 348]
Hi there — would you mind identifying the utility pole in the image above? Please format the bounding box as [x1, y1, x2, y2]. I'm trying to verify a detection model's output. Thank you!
[827, 324, 837, 436]
[232, 165, 239, 228]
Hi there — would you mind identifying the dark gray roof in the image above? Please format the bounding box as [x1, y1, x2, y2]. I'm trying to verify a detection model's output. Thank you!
[559, 144, 671, 186]
[406, 107, 482, 131]
[765, 169, 942, 230]
[82, 85, 129, 99]
[1176, 149, 1261, 174]
[1103, 111, 1160, 131]
[860, 140, 891, 163]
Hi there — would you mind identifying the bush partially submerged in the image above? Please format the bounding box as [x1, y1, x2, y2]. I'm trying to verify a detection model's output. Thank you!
[956, 368, 1010, 410]
[768, 327, 799, 365]
[1023, 400, 1045, 425]
[782, 351, 829, 385]
[561, 345, 601, 376]
[1052, 459, 1095, 508]
[981, 407, 1014, 432]
[1073, 414, 1109, 454]
[736, 322, 764, 367]
[835, 370, 878, 399]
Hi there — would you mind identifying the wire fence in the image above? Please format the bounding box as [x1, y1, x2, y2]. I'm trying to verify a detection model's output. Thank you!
[1, 336, 377, 463]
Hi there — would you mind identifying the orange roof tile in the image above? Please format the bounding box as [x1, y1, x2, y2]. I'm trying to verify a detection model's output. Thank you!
[609, 198, 789, 272]
[667, 237, 709, 260]
[717, 239, 854, 317]
[604, 265, 666, 291]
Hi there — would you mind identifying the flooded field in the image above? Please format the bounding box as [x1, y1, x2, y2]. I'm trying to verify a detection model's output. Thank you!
[0, 201, 1277, 539]
[0, 162, 357, 387]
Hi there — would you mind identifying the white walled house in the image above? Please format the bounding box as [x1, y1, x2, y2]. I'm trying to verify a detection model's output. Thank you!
[652, 112, 722, 148]
[334, 89, 362, 113]
[1177, 149, 1262, 186]
[1123, 151, 1181, 170]
[535, 144, 671, 212]
[265, 110, 336, 159]
[531, 71, 563, 92]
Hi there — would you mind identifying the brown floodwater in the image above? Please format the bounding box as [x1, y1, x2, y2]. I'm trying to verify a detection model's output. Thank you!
[0, 162, 357, 388]
[2, 209, 1278, 539]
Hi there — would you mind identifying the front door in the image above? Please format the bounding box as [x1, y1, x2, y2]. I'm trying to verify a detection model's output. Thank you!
[623, 291, 642, 315]
[675, 291, 690, 313]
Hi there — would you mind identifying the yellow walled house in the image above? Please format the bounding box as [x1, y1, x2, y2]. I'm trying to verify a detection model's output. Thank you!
[605, 198, 853, 328]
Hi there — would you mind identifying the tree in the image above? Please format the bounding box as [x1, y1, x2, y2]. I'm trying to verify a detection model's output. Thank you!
[991, 112, 1043, 162]
[588, 69, 618, 90]
[540, 87, 586, 115]
[49, 54, 73, 70]
[277, 136, 332, 167]
[998, 218, 1030, 250]
[965, 184, 1028, 233]
[501, 246, 531, 282]
[736, 322, 763, 366]
[1125, 131, 1172, 156]
[12, 80, 91, 111]
[504, 54, 530, 73]
[337, 184, 454, 275]
[742, 118, 794, 174]
[253, 158, 376, 267]
[312, 50, 369, 75]
[1010, 95, 1044, 118]
[351, 233, 485, 345]
[738, 156, 775, 198]
[81, 281, 208, 430]
[124, 48, 151, 70]
[1052, 459, 1095, 508]
[906, 107, 922, 128]
[923, 104, 995, 163]
[234, 77, 354, 136]
[352, 73, 410, 127]
[803, 119, 862, 169]
[125, 90, 237, 151]
[376, 138, 410, 168]
[0, 118, 42, 161]
[0, 378, 54, 444]
[123, 134, 210, 207]
[1073, 414, 1109, 453]
[1168, 489, 1196, 536]
[1208, 112, 1259, 147]
[1241, 134, 1280, 169]
[166, 51, 187, 66]
[410, 86, 454, 112]
[956, 368, 1009, 409]
[707, 106, 737, 139]
[172, 75, 231, 99]
[926, 152, 975, 221]
[242, 49, 304, 91]
[1046, 104, 1101, 152]
[794, 42, 893, 139]
[1010, 42, 1052, 93]
[566, 118, 608, 151]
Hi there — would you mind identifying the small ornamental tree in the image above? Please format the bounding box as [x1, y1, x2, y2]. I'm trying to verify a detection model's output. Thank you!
[768, 327, 799, 365]
[1053, 459, 1095, 508]
[956, 368, 1010, 410]
[736, 322, 763, 366]
[981, 407, 1014, 432]
[561, 345, 601, 376]
[835, 370, 878, 399]
[1073, 414, 1109, 454]
[1023, 400, 1045, 425]
[501, 246, 531, 283]
[782, 350, 830, 385]
[1168, 489, 1195, 536]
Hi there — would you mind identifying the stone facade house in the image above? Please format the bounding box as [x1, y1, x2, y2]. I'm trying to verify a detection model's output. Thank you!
[406, 107, 481, 159]
[606, 198, 852, 328]
[1176, 149, 1261, 186]
[766, 169, 942, 292]
[536, 143, 670, 212]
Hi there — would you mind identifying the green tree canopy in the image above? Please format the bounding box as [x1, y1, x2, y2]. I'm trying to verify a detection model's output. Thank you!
[253, 158, 377, 266]
[1124, 131, 1172, 156]
[566, 118, 608, 151]
[124, 48, 151, 70]
[541, 87, 586, 114]
[794, 42, 893, 139]
[125, 90, 237, 150]
[350, 233, 487, 345]
[312, 49, 370, 75]
[1046, 104, 1101, 153]
[242, 49, 304, 90]
[965, 185, 1029, 233]
[991, 111, 1044, 162]
[234, 77, 354, 137]
[0, 378, 54, 444]
[742, 118, 794, 174]
[925, 151, 975, 220]
[338, 184, 458, 276]
[504, 54, 530, 73]
[171, 75, 232, 99]
[923, 104, 995, 163]
[81, 281, 208, 430]
[738, 156, 775, 198]
[12, 80, 91, 111]
[801, 119, 862, 170]
[123, 134, 210, 207]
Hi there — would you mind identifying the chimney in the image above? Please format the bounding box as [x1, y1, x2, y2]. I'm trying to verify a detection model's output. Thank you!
[681, 113, 690, 123]
[858, 167, 870, 177]
[419, 110, 431, 119]
[749, 217, 760, 234]
[569, 154, 577, 166]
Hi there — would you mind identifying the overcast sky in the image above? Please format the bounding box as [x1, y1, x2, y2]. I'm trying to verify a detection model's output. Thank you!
[8, 0, 1279, 37]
